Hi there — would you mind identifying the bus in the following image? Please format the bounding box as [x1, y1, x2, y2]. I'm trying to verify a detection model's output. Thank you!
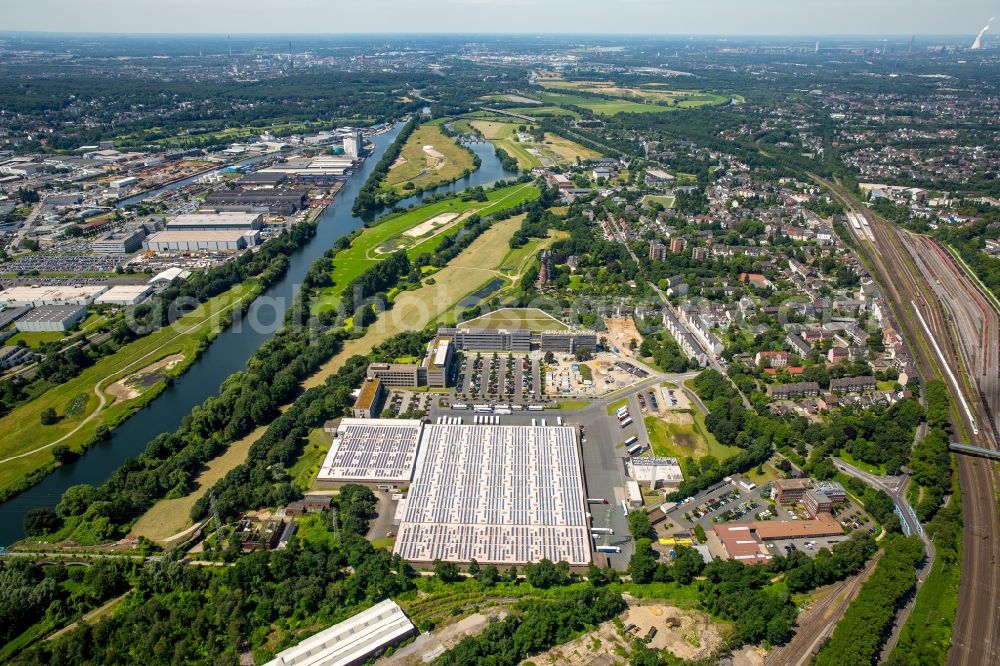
[621, 499, 629, 516]
[615, 406, 629, 417]
[596, 545, 622, 554]
[451, 404, 469, 411]
[473, 404, 492, 413]
[627, 444, 643, 456]
[556, 416, 564, 426]
[591, 527, 614, 535]
[624, 435, 639, 447]
[620, 417, 633, 428]
[528, 405, 544, 412]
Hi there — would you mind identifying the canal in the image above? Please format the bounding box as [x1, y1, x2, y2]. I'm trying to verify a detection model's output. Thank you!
[0, 126, 515, 545]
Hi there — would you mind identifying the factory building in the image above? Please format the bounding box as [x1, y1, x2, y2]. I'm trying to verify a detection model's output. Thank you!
[165, 212, 263, 231]
[15, 305, 87, 332]
[626, 456, 685, 490]
[438, 327, 531, 352]
[142, 229, 260, 253]
[351, 378, 386, 419]
[92, 228, 145, 254]
[262, 599, 416, 666]
[539, 332, 598, 354]
[94, 285, 154, 306]
[343, 129, 363, 158]
[315, 418, 424, 489]
[0, 285, 108, 307]
[394, 422, 590, 566]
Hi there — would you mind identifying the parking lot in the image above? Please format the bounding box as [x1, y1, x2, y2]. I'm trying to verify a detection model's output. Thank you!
[454, 352, 540, 401]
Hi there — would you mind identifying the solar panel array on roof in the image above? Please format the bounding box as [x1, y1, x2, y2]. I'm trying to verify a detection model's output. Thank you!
[395, 424, 591, 565]
[316, 418, 423, 484]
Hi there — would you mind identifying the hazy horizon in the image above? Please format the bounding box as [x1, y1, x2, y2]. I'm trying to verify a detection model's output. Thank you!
[4, 1, 997, 38]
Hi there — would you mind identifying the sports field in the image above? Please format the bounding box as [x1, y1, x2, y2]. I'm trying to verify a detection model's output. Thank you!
[469, 120, 599, 169]
[0, 281, 259, 496]
[382, 122, 476, 194]
[304, 215, 564, 388]
[459, 307, 568, 332]
[312, 182, 540, 312]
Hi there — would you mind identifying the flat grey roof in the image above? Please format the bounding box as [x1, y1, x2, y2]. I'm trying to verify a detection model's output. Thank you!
[395, 423, 590, 565]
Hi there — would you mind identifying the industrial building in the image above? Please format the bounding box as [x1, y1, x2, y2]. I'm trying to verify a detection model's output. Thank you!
[15, 305, 87, 332]
[394, 423, 591, 566]
[92, 228, 145, 254]
[626, 456, 685, 489]
[0, 345, 34, 369]
[712, 524, 772, 564]
[343, 129, 363, 158]
[315, 418, 424, 489]
[94, 285, 154, 306]
[202, 188, 308, 215]
[262, 599, 416, 666]
[142, 229, 260, 252]
[166, 212, 263, 231]
[539, 331, 598, 354]
[351, 378, 386, 419]
[0, 285, 108, 307]
[148, 267, 192, 286]
[439, 326, 531, 352]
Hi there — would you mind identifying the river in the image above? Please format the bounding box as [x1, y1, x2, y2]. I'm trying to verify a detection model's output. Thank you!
[0, 126, 515, 546]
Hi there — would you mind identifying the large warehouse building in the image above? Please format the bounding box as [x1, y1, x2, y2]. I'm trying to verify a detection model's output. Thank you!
[394, 423, 591, 566]
[315, 418, 423, 489]
[262, 599, 416, 666]
[0, 285, 108, 307]
[166, 212, 263, 231]
[142, 229, 260, 252]
[15, 304, 87, 332]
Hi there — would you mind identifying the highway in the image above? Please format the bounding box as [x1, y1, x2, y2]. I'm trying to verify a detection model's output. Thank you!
[815, 175, 1000, 666]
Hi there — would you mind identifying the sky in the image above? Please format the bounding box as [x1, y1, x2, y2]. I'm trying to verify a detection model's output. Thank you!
[4, 0, 998, 37]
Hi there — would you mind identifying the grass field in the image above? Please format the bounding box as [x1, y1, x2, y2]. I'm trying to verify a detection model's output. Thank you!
[459, 307, 567, 332]
[532, 91, 671, 116]
[312, 182, 540, 313]
[645, 412, 742, 461]
[288, 427, 331, 490]
[538, 80, 729, 108]
[469, 120, 599, 170]
[506, 106, 581, 118]
[0, 282, 259, 496]
[382, 123, 476, 194]
[131, 422, 266, 542]
[304, 216, 563, 389]
[836, 450, 887, 476]
[641, 194, 676, 209]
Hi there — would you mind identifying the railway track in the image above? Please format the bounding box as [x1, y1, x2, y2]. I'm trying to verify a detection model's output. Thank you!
[812, 175, 1000, 665]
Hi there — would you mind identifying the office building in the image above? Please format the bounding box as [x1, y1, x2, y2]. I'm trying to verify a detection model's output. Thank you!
[423, 338, 454, 388]
[539, 332, 598, 354]
[366, 362, 425, 388]
[92, 228, 145, 254]
[803, 489, 833, 518]
[772, 478, 811, 504]
[815, 481, 846, 503]
[439, 327, 531, 352]
[351, 378, 386, 419]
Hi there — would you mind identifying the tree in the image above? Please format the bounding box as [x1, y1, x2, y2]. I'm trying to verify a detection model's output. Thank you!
[51, 444, 76, 464]
[40, 407, 58, 425]
[24, 507, 61, 535]
[692, 524, 707, 543]
[670, 545, 705, 584]
[628, 510, 652, 539]
[433, 558, 461, 583]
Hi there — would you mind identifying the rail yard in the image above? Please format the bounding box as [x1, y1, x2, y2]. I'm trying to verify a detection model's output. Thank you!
[822, 175, 1000, 666]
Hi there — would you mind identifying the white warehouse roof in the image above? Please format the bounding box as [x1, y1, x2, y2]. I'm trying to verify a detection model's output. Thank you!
[262, 599, 415, 666]
[316, 418, 424, 485]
